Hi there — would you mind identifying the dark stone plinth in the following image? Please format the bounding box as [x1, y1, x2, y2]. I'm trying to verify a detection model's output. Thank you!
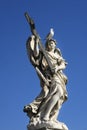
[36, 128, 57, 130]
[27, 126, 66, 130]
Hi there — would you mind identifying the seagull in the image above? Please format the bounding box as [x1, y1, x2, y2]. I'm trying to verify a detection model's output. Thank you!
[46, 28, 54, 40]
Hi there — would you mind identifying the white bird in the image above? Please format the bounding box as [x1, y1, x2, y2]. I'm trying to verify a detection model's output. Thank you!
[46, 28, 54, 40]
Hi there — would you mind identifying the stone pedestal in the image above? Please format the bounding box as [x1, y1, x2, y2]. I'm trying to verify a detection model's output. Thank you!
[27, 120, 68, 130]
[27, 128, 67, 130]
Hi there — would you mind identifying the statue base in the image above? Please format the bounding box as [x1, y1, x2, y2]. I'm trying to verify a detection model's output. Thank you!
[27, 120, 68, 130]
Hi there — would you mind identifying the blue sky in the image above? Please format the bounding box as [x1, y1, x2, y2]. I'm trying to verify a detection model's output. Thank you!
[0, 0, 87, 130]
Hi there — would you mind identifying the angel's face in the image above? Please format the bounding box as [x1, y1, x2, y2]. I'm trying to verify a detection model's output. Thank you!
[47, 41, 56, 51]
